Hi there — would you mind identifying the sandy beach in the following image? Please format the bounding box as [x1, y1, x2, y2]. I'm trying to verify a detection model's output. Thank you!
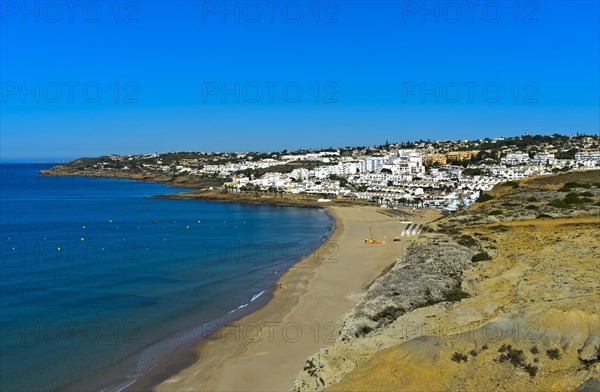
[155, 205, 439, 391]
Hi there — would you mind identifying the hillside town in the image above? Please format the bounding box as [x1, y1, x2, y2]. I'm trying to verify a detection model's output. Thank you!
[54, 134, 600, 213]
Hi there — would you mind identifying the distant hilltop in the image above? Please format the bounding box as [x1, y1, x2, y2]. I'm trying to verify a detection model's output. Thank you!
[41, 134, 600, 212]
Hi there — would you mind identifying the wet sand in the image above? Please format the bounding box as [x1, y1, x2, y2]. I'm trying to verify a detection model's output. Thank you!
[155, 206, 439, 391]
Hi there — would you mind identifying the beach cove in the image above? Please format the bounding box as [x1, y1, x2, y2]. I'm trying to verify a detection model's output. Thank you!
[0, 164, 334, 392]
[155, 206, 440, 391]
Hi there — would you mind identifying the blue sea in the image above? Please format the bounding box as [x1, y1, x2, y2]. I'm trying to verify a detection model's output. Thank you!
[0, 164, 333, 392]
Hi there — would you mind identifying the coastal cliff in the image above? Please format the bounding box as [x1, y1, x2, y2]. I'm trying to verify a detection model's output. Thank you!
[294, 170, 600, 391]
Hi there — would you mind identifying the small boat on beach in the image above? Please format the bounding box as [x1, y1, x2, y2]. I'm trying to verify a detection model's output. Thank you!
[364, 227, 382, 245]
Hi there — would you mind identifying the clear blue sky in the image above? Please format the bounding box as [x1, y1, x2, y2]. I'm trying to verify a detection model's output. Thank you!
[1, 0, 599, 161]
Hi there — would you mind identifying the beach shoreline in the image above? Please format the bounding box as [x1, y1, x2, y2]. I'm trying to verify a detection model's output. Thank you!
[153, 205, 440, 392]
[113, 207, 337, 392]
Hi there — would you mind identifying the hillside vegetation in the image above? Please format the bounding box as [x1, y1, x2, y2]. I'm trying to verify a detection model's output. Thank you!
[294, 170, 600, 392]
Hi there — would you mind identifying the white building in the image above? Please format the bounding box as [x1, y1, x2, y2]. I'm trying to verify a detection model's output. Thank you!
[388, 150, 424, 175]
[531, 153, 556, 165]
[337, 161, 360, 176]
[575, 151, 600, 166]
[501, 152, 530, 166]
[359, 157, 386, 174]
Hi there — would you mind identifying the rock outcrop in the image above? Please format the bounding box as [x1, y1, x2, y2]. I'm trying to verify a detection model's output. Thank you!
[337, 234, 472, 341]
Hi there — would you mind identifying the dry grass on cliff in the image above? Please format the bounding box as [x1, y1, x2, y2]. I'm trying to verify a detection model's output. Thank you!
[327, 215, 599, 392]
[306, 171, 600, 392]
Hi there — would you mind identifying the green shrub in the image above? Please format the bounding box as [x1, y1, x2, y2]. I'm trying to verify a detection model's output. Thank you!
[524, 363, 538, 377]
[482, 344, 489, 350]
[547, 348, 561, 360]
[580, 191, 594, 197]
[445, 289, 470, 302]
[564, 195, 585, 204]
[562, 182, 591, 190]
[476, 193, 495, 203]
[489, 210, 504, 215]
[469, 349, 478, 357]
[373, 306, 404, 324]
[509, 349, 526, 367]
[457, 235, 477, 247]
[499, 346, 526, 367]
[472, 252, 492, 262]
[530, 346, 539, 354]
[357, 326, 373, 336]
[497, 344, 538, 376]
[525, 205, 538, 210]
[451, 352, 468, 363]
[501, 181, 520, 188]
[527, 197, 539, 202]
[549, 199, 569, 208]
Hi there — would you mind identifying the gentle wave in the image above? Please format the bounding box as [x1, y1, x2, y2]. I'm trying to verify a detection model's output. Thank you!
[251, 290, 266, 302]
[227, 289, 267, 315]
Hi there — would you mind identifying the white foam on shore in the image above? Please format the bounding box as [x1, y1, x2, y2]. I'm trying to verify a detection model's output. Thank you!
[227, 290, 265, 314]
[251, 290, 266, 302]
[103, 376, 136, 392]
